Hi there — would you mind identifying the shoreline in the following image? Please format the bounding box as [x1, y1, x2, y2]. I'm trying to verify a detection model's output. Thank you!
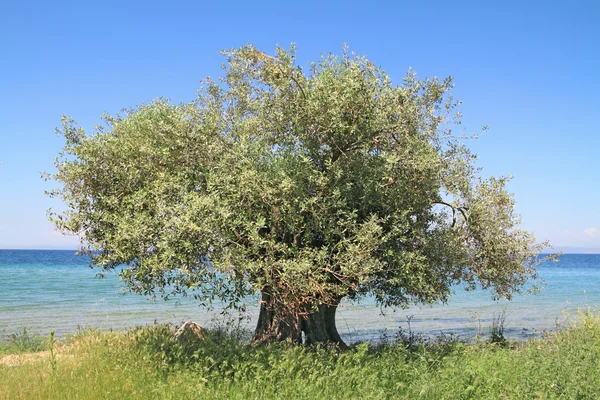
[2, 311, 600, 399]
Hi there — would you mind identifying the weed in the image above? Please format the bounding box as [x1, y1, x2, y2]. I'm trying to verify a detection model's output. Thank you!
[489, 307, 508, 346]
[48, 330, 57, 374]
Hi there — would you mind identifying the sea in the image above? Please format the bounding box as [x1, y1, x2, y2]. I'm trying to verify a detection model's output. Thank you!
[2, 250, 599, 343]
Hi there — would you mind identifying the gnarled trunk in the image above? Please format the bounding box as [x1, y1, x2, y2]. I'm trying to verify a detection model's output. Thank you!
[253, 292, 346, 348]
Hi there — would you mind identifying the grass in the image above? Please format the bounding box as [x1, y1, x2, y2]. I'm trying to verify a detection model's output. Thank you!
[2, 310, 600, 399]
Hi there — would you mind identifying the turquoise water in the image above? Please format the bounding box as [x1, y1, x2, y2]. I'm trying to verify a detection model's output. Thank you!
[1, 250, 600, 342]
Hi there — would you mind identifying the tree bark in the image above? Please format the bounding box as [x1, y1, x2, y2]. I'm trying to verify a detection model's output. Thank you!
[253, 292, 346, 348]
[253, 292, 302, 344]
[300, 299, 346, 348]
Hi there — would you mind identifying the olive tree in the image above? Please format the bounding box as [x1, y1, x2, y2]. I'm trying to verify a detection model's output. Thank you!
[48, 45, 547, 346]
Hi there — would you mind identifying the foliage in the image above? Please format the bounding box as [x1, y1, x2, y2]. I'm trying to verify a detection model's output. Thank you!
[47, 44, 549, 342]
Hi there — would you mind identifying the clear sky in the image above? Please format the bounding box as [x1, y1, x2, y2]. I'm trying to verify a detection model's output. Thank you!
[0, 0, 598, 251]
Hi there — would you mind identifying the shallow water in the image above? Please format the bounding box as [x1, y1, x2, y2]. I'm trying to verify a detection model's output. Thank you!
[1, 250, 599, 342]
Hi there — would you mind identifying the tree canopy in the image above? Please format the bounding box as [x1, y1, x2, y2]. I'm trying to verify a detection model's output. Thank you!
[49, 45, 547, 346]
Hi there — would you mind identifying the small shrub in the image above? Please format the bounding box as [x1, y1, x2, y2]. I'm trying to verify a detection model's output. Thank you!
[0, 327, 47, 353]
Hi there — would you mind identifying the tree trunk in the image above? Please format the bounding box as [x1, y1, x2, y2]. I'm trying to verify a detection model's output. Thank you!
[253, 292, 346, 348]
[253, 292, 302, 344]
[300, 300, 346, 348]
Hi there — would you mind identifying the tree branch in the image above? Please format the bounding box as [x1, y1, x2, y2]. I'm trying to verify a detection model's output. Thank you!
[255, 50, 307, 99]
[433, 200, 469, 227]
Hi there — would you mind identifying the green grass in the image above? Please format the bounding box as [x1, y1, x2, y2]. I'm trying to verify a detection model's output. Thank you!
[2, 311, 600, 399]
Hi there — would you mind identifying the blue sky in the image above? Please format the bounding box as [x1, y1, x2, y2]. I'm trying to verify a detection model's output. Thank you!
[0, 0, 598, 250]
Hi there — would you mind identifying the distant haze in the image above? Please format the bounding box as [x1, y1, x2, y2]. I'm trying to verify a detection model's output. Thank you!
[547, 246, 600, 255]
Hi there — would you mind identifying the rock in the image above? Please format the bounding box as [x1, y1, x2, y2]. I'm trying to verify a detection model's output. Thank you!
[174, 320, 206, 342]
